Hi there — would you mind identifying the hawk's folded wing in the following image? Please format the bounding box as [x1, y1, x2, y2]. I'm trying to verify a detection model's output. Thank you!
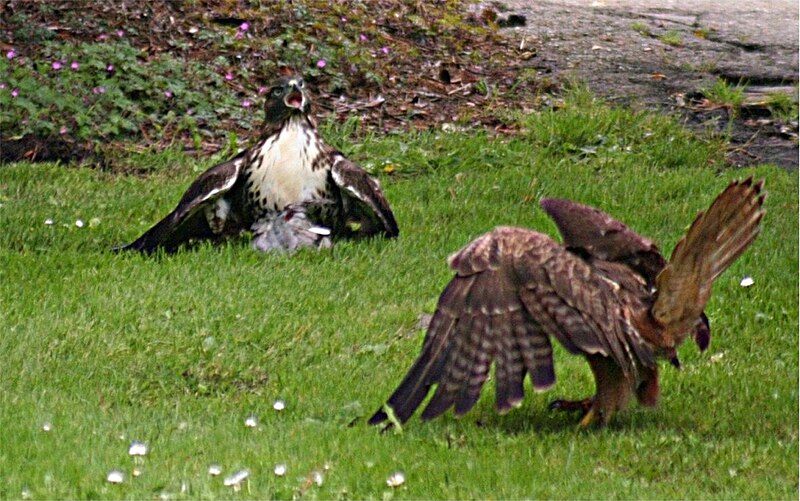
[541, 197, 712, 352]
[540, 198, 666, 285]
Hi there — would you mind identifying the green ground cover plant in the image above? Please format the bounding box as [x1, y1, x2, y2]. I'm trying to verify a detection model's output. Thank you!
[701, 78, 747, 116]
[0, 92, 797, 499]
[1, 0, 544, 165]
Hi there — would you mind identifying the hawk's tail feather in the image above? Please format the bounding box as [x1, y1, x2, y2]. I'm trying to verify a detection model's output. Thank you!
[651, 177, 766, 337]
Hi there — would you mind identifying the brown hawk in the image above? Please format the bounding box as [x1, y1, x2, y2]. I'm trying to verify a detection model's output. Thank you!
[119, 74, 398, 254]
[370, 178, 765, 428]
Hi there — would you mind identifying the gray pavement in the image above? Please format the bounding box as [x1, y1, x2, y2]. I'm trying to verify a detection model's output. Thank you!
[496, 0, 799, 168]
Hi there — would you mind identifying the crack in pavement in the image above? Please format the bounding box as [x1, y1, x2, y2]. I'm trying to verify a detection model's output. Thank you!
[495, 0, 799, 170]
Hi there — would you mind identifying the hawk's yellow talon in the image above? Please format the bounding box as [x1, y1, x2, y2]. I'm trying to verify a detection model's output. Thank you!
[578, 408, 598, 429]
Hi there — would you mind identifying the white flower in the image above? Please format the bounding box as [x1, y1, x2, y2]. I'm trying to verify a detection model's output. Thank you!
[740, 276, 754, 287]
[244, 415, 258, 427]
[208, 464, 222, 476]
[44, 219, 54, 225]
[273, 463, 287, 476]
[107, 469, 125, 484]
[386, 471, 406, 487]
[273, 399, 286, 411]
[42, 421, 52, 432]
[128, 441, 148, 456]
[224, 469, 249, 487]
[75, 219, 84, 228]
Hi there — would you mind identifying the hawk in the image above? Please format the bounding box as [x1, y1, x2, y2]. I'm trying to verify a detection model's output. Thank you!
[370, 178, 765, 428]
[119, 74, 399, 254]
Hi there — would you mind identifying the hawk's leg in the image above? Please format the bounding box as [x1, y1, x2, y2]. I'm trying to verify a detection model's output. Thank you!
[548, 398, 593, 413]
[548, 355, 634, 428]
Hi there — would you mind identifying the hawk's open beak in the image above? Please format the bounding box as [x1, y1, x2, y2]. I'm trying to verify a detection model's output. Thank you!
[284, 85, 305, 109]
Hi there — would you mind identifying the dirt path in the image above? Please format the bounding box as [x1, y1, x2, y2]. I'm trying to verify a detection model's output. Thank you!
[496, 0, 798, 170]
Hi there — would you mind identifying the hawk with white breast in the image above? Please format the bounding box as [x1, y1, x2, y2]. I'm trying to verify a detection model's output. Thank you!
[120, 74, 399, 254]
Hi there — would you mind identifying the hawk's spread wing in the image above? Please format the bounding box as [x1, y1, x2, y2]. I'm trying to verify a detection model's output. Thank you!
[370, 227, 655, 425]
[330, 155, 399, 238]
[540, 198, 666, 285]
[120, 152, 246, 253]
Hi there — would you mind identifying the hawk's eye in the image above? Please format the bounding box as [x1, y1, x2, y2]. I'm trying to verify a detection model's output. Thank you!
[270, 87, 283, 97]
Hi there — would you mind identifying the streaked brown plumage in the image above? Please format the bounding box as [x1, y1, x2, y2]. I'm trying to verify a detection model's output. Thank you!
[370, 178, 765, 428]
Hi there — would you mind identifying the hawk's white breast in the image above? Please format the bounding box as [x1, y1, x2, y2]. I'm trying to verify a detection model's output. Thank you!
[249, 117, 328, 211]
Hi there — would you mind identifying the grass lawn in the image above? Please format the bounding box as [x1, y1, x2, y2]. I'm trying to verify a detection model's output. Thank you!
[1, 92, 797, 499]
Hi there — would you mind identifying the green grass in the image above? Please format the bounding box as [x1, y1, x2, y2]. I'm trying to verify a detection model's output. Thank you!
[659, 30, 684, 47]
[701, 78, 747, 115]
[1, 93, 797, 499]
[766, 88, 799, 123]
[631, 22, 651, 37]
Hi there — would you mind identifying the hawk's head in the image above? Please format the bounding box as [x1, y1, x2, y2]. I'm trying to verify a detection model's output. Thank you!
[264, 75, 310, 123]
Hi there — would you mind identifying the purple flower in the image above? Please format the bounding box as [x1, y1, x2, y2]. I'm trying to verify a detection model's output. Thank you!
[242, 99, 252, 108]
[239, 22, 249, 31]
[224, 72, 234, 81]
[52, 61, 63, 70]
[340, 16, 347, 23]
[11, 88, 19, 97]
[380, 46, 390, 55]
[98, 33, 108, 41]
[0, 83, 6, 89]
[70, 61, 79, 70]
[316, 59, 326, 68]
[187, 108, 194, 115]
[358, 34, 367, 42]
[6, 49, 16, 59]
[106, 64, 114, 72]
[164, 90, 173, 98]
[257, 86, 267, 95]
[59, 126, 68, 135]
[116, 29, 125, 37]
[234, 31, 244, 39]
[92, 86, 106, 94]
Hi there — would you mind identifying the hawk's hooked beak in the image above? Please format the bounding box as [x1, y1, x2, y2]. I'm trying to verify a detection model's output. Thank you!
[284, 80, 306, 110]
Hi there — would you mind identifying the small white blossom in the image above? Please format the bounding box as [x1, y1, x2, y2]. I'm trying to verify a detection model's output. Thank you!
[740, 276, 754, 287]
[42, 421, 52, 432]
[224, 469, 249, 487]
[273, 399, 286, 411]
[208, 464, 222, 476]
[44, 219, 54, 225]
[75, 219, 84, 228]
[132, 467, 142, 477]
[311, 470, 324, 486]
[273, 463, 287, 476]
[128, 441, 148, 456]
[386, 471, 406, 487]
[107, 469, 125, 484]
[244, 415, 258, 427]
